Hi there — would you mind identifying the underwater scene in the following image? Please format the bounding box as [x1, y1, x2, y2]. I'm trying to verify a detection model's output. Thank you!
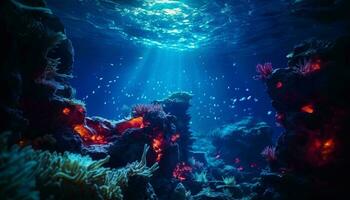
[1, 0, 350, 199]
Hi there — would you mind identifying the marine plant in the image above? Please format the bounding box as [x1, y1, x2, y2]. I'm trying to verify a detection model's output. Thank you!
[193, 170, 208, 183]
[222, 176, 236, 186]
[261, 146, 277, 162]
[0, 133, 158, 200]
[255, 63, 273, 80]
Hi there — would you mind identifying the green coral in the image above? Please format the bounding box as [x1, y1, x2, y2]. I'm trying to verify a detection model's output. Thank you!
[0, 133, 158, 200]
[0, 133, 39, 200]
[217, 176, 236, 188]
[193, 170, 208, 183]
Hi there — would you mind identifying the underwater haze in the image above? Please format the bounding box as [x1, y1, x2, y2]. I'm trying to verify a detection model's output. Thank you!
[46, 0, 345, 134]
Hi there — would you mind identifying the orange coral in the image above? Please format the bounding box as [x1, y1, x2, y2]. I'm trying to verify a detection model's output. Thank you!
[152, 133, 165, 162]
[73, 124, 106, 144]
[116, 117, 145, 134]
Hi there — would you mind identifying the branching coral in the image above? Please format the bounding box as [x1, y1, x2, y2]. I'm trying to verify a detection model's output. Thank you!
[0, 133, 158, 200]
[255, 63, 273, 80]
[261, 146, 277, 162]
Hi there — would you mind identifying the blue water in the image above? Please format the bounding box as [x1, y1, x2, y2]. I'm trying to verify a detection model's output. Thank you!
[46, 0, 345, 134]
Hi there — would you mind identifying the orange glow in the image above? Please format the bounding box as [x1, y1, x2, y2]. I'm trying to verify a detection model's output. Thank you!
[301, 104, 314, 114]
[321, 139, 335, 159]
[62, 107, 71, 115]
[310, 60, 321, 71]
[116, 117, 145, 134]
[73, 124, 106, 144]
[18, 140, 25, 147]
[152, 133, 165, 162]
[73, 124, 91, 140]
[308, 138, 336, 166]
[171, 133, 180, 142]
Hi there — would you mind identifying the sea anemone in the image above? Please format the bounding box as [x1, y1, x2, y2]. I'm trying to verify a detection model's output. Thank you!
[0, 133, 158, 200]
[255, 63, 273, 80]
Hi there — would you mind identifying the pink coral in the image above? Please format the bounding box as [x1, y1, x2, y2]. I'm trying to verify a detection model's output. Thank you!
[261, 146, 277, 162]
[131, 104, 164, 117]
[255, 63, 273, 80]
[297, 58, 321, 75]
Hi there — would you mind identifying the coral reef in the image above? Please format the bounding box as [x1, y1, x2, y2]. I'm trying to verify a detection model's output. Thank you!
[255, 36, 350, 199]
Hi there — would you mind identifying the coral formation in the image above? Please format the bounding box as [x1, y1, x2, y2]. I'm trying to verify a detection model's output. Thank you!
[0, 133, 158, 200]
[255, 36, 350, 199]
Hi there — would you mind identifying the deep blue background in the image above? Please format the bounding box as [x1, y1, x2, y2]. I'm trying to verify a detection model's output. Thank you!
[46, 0, 346, 136]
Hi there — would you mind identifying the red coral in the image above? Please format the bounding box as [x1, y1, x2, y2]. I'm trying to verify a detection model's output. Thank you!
[173, 162, 192, 181]
[307, 137, 336, 166]
[255, 63, 273, 80]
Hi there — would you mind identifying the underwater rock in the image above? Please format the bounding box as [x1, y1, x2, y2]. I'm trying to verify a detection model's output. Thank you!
[257, 36, 350, 199]
[209, 117, 273, 172]
[155, 92, 194, 162]
[0, 0, 76, 142]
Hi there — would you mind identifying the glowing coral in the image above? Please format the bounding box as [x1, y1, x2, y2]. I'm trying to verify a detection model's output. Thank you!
[171, 133, 180, 142]
[261, 146, 277, 162]
[297, 59, 321, 75]
[73, 124, 106, 144]
[301, 104, 314, 114]
[255, 63, 273, 80]
[152, 132, 165, 162]
[116, 116, 145, 134]
[173, 162, 192, 181]
[307, 138, 336, 166]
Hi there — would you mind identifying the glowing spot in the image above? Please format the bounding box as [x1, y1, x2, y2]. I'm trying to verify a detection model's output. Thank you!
[171, 133, 180, 142]
[152, 133, 165, 162]
[62, 107, 71, 115]
[173, 162, 192, 181]
[116, 117, 145, 134]
[234, 157, 240, 164]
[276, 81, 283, 89]
[250, 163, 257, 168]
[301, 104, 314, 114]
[308, 138, 336, 166]
[74, 124, 92, 140]
[73, 124, 107, 144]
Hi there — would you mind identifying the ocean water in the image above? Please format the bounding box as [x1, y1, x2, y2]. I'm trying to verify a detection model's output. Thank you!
[46, 0, 345, 135]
